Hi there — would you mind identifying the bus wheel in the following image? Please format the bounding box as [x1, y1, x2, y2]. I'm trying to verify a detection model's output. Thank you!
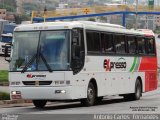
[32, 100, 47, 108]
[81, 82, 96, 106]
[132, 80, 142, 100]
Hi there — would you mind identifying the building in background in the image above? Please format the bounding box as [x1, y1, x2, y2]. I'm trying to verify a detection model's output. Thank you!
[155, 15, 160, 27]
[154, 0, 160, 6]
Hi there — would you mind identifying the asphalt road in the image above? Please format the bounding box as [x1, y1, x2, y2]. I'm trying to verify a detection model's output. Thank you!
[0, 56, 9, 70]
[0, 86, 9, 93]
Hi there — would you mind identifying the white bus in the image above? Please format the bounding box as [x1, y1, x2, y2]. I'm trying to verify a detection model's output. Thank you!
[6, 21, 157, 108]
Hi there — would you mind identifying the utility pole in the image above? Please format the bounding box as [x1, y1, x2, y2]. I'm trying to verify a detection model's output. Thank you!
[135, 0, 138, 29]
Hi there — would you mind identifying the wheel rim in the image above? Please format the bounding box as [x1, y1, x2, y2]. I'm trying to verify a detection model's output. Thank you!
[87, 86, 94, 102]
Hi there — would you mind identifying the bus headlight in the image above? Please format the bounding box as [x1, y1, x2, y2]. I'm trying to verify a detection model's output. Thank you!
[11, 91, 21, 99]
[11, 91, 16, 95]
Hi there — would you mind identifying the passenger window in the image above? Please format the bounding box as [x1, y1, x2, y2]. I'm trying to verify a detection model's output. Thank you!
[101, 33, 114, 53]
[137, 37, 145, 54]
[114, 35, 126, 54]
[147, 38, 155, 54]
[86, 31, 100, 53]
[79, 29, 85, 52]
[127, 36, 137, 54]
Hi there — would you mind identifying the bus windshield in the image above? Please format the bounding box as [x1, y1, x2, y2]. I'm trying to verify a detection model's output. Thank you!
[10, 30, 70, 72]
[1, 36, 12, 43]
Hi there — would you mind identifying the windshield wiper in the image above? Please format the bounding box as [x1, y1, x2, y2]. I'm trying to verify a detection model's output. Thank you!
[21, 54, 37, 73]
[40, 52, 53, 72]
[21, 53, 53, 73]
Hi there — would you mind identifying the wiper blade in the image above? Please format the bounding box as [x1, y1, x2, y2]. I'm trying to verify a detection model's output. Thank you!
[40, 53, 53, 72]
[21, 52, 53, 73]
[21, 54, 37, 73]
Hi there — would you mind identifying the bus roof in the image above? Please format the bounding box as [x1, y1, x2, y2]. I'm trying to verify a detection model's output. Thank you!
[136, 29, 155, 37]
[14, 21, 144, 36]
[1, 33, 13, 37]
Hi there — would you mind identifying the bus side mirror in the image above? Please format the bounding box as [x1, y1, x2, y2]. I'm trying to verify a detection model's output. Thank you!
[4, 44, 11, 62]
[72, 45, 80, 60]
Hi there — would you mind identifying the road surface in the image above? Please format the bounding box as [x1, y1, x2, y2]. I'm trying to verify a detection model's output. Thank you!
[0, 86, 9, 93]
[0, 57, 9, 70]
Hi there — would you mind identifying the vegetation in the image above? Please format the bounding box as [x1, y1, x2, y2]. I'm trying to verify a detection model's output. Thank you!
[1, 0, 16, 7]
[88, 18, 96, 21]
[0, 70, 8, 82]
[0, 92, 10, 100]
[14, 14, 30, 24]
[0, 0, 16, 12]
[22, 3, 40, 11]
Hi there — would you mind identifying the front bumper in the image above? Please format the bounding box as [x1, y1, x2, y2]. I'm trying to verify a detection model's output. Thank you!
[10, 85, 86, 100]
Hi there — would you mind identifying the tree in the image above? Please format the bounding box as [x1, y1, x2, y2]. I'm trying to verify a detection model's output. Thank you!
[88, 18, 96, 21]
[0, 0, 16, 12]
[14, 14, 30, 24]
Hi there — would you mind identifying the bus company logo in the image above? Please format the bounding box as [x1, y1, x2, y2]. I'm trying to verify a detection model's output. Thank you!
[27, 74, 33, 78]
[104, 58, 127, 71]
[26, 74, 46, 78]
[104, 59, 111, 71]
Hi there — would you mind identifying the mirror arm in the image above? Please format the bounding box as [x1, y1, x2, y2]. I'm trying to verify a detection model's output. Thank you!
[5, 57, 11, 62]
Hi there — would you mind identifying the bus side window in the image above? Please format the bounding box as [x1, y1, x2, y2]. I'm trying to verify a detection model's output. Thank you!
[79, 29, 85, 53]
[71, 28, 85, 74]
[127, 36, 137, 54]
[137, 37, 145, 54]
[147, 38, 155, 54]
[86, 31, 100, 53]
[72, 29, 85, 52]
[114, 34, 126, 54]
[101, 33, 114, 53]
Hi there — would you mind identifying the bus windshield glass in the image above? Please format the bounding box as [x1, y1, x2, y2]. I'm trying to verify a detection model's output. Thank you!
[1, 36, 12, 43]
[10, 30, 70, 72]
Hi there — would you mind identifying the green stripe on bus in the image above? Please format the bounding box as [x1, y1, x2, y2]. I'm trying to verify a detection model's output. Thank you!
[134, 57, 140, 71]
[129, 57, 137, 72]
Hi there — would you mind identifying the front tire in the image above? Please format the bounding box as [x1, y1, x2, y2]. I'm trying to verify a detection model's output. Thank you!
[32, 100, 47, 108]
[81, 82, 96, 106]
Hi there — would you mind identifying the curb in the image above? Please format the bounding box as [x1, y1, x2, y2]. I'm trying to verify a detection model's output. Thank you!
[0, 99, 32, 105]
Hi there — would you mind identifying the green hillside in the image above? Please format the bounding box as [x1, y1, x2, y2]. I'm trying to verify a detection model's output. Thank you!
[0, 0, 16, 12]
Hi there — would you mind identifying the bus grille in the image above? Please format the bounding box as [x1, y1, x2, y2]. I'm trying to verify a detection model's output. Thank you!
[22, 81, 52, 86]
